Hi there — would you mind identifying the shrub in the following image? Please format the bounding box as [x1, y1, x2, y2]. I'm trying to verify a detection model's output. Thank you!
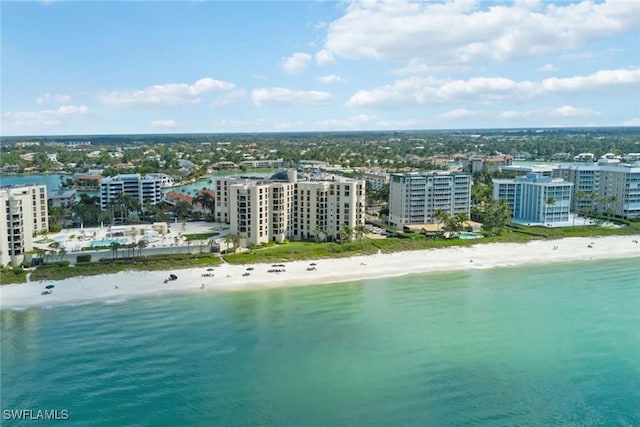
[49, 224, 63, 233]
[76, 254, 92, 263]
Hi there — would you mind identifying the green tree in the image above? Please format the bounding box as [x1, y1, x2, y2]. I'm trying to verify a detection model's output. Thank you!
[354, 224, 368, 248]
[339, 225, 353, 245]
[224, 234, 234, 254]
[173, 201, 192, 220]
[137, 239, 147, 257]
[231, 233, 241, 254]
[110, 242, 121, 259]
[481, 199, 511, 236]
[545, 197, 556, 222]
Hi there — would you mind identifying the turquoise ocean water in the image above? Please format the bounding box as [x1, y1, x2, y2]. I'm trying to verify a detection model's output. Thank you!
[2, 258, 639, 426]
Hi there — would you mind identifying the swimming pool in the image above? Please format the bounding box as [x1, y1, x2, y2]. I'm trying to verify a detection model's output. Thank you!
[458, 232, 483, 239]
[90, 238, 127, 247]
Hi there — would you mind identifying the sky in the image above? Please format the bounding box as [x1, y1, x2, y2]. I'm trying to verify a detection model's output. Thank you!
[1, 0, 639, 136]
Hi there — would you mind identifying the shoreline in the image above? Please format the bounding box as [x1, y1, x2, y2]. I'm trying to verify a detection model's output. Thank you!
[1, 235, 639, 310]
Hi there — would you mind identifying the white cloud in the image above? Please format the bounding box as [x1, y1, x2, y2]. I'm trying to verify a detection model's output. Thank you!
[315, 114, 421, 130]
[36, 93, 72, 104]
[280, 52, 312, 74]
[252, 87, 333, 106]
[499, 110, 533, 119]
[3, 105, 92, 130]
[212, 118, 305, 131]
[438, 109, 481, 120]
[210, 89, 246, 107]
[541, 68, 640, 92]
[550, 105, 599, 117]
[98, 77, 235, 107]
[347, 67, 640, 107]
[320, 0, 639, 67]
[623, 117, 640, 126]
[314, 49, 335, 65]
[150, 119, 177, 128]
[498, 105, 599, 120]
[315, 114, 379, 129]
[316, 74, 346, 84]
[272, 121, 305, 130]
[537, 64, 557, 72]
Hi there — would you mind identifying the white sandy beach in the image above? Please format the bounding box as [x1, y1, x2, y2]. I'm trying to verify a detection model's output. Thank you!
[2, 235, 639, 309]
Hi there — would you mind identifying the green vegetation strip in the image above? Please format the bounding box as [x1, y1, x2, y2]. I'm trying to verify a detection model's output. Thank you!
[0, 267, 28, 285]
[28, 254, 222, 282]
[183, 232, 219, 241]
[4, 223, 639, 284]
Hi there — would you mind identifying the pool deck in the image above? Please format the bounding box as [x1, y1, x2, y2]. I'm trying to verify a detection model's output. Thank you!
[36, 221, 228, 253]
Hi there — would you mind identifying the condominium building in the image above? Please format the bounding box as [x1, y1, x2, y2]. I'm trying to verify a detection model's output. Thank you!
[48, 188, 77, 208]
[148, 173, 175, 188]
[493, 173, 573, 225]
[0, 184, 49, 266]
[553, 158, 640, 219]
[462, 155, 513, 173]
[239, 159, 284, 169]
[99, 174, 163, 212]
[215, 170, 366, 246]
[551, 163, 600, 213]
[362, 171, 390, 191]
[388, 171, 472, 228]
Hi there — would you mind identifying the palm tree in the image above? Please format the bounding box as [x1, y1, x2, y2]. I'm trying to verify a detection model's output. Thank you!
[142, 200, 154, 222]
[224, 233, 234, 254]
[58, 247, 67, 262]
[606, 195, 618, 222]
[339, 225, 353, 245]
[573, 190, 586, 227]
[588, 192, 598, 215]
[35, 248, 46, 263]
[354, 224, 368, 248]
[446, 212, 468, 235]
[434, 209, 450, 235]
[545, 196, 556, 223]
[110, 242, 121, 259]
[137, 239, 147, 257]
[173, 201, 192, 221]
[192, 191, 215, 215]
[579, 206, 591, 225]
[231, 233, 241, 254]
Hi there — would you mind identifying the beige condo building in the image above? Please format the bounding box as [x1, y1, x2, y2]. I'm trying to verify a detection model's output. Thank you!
[0, 184, 49, 266]
[215, 170, 365, 247]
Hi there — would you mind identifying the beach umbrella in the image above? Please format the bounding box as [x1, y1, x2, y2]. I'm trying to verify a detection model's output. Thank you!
[309, 262, 317, 266]
[246, 267, 254, 271]
[45, 284, 55, 290]
[206, 268, 215, 271]
[169, 274, 178, 280]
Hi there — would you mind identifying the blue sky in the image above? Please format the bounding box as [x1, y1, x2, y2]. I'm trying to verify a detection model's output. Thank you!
[2, 0, 639, 136]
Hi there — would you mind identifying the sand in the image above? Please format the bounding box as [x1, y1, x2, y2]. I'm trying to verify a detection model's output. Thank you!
[2, 235, 639, 309]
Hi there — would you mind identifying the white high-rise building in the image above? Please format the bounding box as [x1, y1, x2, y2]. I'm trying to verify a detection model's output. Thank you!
[388, 171, 472, 228]
[99, 174, 163, 214]
[0, 184, 49, 266]
[493, 173, 573, 225]
[215, 170, 365, 246]
[554, 159, 640, 219]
